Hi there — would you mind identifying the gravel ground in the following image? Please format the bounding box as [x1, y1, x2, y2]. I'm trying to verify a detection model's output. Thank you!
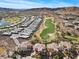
[22, 56, 36, 59]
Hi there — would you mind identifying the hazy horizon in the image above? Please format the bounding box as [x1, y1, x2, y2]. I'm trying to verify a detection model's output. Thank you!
[0, 0, 79, 9]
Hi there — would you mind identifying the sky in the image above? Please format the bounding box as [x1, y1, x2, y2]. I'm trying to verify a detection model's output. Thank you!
[0, 0, 79, 9]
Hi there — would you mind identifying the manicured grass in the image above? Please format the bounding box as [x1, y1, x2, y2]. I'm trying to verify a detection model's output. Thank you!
[64, 35, 79, 41]
[40, 18, 55, 39]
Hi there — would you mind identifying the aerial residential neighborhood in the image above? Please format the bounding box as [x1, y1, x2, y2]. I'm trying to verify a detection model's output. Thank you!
[0, 0, 79, 59]
[0, 7, 79, 59]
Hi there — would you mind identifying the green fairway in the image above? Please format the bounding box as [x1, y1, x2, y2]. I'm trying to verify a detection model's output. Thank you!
[64, 35, 79, 41]
[40, 18, 55, 40]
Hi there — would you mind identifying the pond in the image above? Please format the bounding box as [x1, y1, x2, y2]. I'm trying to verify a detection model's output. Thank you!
[0, 20, 10, 27]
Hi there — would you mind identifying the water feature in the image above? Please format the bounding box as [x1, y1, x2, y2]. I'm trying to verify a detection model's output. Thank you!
[0, 20, 10, 27]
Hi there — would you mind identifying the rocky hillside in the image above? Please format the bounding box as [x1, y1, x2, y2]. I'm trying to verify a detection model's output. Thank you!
[0, 7, 79, 17]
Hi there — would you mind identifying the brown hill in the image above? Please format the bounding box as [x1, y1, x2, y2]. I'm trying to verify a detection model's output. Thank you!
[0, 7, 79, 17]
